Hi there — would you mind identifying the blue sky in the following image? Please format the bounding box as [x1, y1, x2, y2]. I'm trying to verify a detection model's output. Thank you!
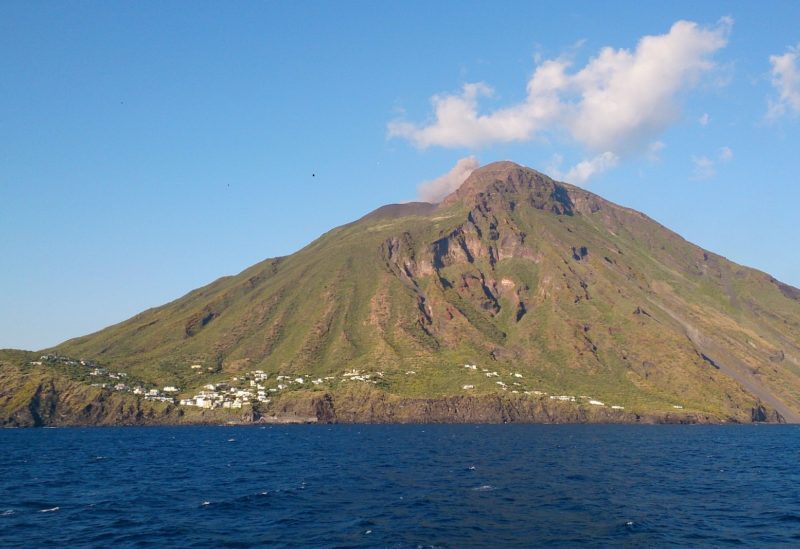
[2, 1, 799, 350]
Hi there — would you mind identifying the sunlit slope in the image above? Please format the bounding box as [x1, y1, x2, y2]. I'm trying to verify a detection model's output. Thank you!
[56, 162, 800, 421]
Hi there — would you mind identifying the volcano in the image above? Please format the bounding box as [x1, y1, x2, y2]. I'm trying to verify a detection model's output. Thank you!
[6, 161, 799, 425]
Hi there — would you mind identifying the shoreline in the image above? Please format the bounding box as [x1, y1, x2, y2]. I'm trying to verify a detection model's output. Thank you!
[2, 390, 787, 428]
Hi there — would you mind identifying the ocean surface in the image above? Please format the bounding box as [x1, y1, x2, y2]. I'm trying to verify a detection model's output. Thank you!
[1, 425, 799, 547]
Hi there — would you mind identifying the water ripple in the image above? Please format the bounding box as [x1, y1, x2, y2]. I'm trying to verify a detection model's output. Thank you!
[1, 425, 799, 546]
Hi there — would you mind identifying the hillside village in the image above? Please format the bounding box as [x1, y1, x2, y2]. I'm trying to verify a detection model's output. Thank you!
[28, 354, 662, 413]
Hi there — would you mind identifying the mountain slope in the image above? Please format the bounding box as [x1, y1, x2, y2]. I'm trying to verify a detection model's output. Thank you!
[51, 161, 800, 423]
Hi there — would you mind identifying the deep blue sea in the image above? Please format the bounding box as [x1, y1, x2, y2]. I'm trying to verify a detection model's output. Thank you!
[1, 425, 800, 547]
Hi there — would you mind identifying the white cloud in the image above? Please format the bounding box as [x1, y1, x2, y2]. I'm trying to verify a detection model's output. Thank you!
[768, 45, 800, 119]
[417, 156, 480, 203]
[647, 141, 666, 162]
[564, 152, 620, 185]
[691, 155, 715, 180]
[547, 151, 619, 185]
[566, 19, 730, 153]
[388, 81, 559, 149]
[546, 153, 565, 178]
[690, 146, 732, 181]
[699, 113, 710, 126]
[389, 17, 731, 183]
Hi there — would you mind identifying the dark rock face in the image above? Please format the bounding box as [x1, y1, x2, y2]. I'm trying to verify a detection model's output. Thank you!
[751, 404, 784, 423]
[26, 381, 58, 426]
[572, 246, 588, 261]
[771, 278, 800, 302]
[267, 389, 770, 426]
[769, 350, 785, 363]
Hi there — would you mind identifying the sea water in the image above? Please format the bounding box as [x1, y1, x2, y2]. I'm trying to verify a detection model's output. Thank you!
[1, 424, 799, 547]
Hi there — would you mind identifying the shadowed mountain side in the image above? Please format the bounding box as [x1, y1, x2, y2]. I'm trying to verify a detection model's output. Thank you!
[40, 162, 800, 424]
[350, 202, 437, 225]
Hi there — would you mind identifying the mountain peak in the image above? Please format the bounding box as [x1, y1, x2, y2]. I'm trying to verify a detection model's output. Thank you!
[440, 161, 548, 205]
[471, 160, 526, 174]
[438, 160, 574, 214]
